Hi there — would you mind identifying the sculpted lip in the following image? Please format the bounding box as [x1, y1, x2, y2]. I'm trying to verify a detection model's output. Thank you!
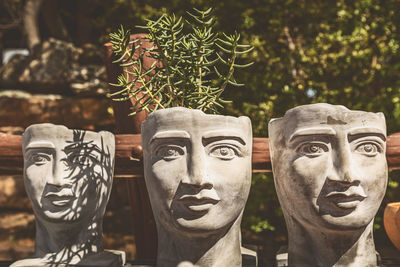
[45, 191, 75, 207]
[325, 189, 367, 209]
[178, 195, 220, 213]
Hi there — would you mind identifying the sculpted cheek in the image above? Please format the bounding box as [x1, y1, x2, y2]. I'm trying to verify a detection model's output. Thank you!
[25, 167, 46, 199]
[354, 155, 387, 186]
[151, 161, 185, 197]
[92, 165, 103, 176]
[361, 156, 387, 200]
[292, 156, 329, 199]
[213, 160, 250, 192]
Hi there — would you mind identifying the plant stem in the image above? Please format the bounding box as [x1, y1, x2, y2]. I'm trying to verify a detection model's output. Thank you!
[217, 42, 237, 100]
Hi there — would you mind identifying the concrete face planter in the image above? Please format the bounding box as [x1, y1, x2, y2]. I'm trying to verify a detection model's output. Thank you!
[268, 103, 387, 267]
[12, 123, 124, 267]
[141, 107, 252, 267]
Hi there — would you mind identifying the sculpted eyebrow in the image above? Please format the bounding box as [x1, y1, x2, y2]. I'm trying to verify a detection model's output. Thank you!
[202, 130, 246, 146]
[289, 127, 336, 142]
[202, 136, 246, 146]
[63, 141, 102, 155]
[25, 141, 55, 150]
[149, 130, 191, 144]
[348, 127, 386, 141]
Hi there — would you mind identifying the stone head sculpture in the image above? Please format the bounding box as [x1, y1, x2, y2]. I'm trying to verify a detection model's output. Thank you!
[268, 103, 387, 267]
[142, 107, 252, 267]
[12, 124, 123, 266]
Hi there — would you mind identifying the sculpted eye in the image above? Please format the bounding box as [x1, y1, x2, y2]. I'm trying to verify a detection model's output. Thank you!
[209, 145, 238, 160]
[155, 145, 185, 160]
[70, 154, 97, 167]
[29, 153, 51, 165]
[297, 143, 328, 156]
[355, 142, 380, 156]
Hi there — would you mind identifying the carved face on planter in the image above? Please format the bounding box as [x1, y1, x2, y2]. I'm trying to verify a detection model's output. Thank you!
[22, 124, 115, 224]
[269, 104, 387, 230]
[142, 108, 252, 235]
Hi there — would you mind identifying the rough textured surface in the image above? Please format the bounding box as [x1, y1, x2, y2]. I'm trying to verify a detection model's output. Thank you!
[269, 103, 387, 267]
[11, 124, 124, 266]
[0, 90, 114, 129]
[0, 39, 108, 95]
[141, 107, 253, 267]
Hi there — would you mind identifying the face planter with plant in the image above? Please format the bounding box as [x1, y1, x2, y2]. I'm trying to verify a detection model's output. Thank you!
[109, 8, 254, 267]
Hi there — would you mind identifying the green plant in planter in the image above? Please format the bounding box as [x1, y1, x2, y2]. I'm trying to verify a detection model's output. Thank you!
[108, 8, 253, 115]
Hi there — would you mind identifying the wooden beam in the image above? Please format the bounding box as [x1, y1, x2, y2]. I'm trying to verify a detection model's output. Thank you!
[1, 132, 400, 176]
[0, 133, 23, 175]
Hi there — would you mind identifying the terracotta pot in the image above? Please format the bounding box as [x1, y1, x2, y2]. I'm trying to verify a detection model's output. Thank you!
[103, 33, 151, 134]
[384, 202, 400, 251]
[104, 34, 157, 261]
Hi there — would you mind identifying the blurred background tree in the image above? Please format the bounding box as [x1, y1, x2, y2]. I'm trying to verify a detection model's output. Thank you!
[1, 0, 400, 264]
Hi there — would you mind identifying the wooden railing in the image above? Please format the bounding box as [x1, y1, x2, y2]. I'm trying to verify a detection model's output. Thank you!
[2, 132, 400, 176]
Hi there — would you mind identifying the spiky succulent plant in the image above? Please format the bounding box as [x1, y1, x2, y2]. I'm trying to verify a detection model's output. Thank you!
[108, 8, 253, 115]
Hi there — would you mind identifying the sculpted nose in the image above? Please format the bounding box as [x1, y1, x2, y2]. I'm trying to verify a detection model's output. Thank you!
[182, 149, 212, 189]
[328, 145, 361, 184]
[48, 161, 66, 186]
